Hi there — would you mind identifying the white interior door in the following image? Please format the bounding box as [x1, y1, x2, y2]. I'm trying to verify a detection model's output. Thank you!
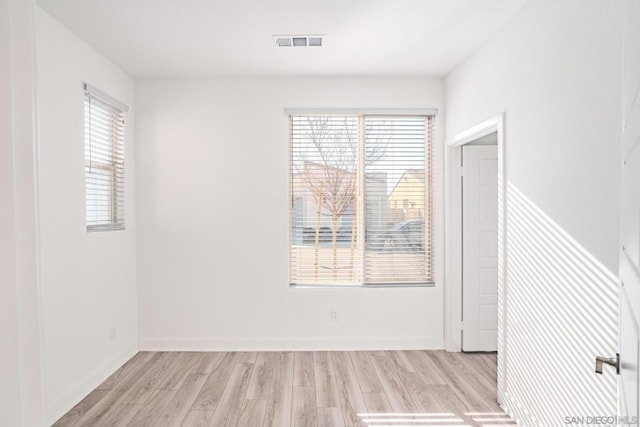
[620, 0, 640, 421]
[462, 145, 498, 352]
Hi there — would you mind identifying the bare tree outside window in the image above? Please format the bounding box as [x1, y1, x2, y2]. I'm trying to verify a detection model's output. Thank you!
[292, 116, 356, 280]
[291, 116, 389, 280]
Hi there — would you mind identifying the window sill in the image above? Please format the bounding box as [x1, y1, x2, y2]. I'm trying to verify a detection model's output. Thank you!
[87, 224, 126, 232]
[289, 282, 435, 289]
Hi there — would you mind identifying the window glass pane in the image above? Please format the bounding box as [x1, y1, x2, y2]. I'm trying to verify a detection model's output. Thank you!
[85, 166, 114, 225]
[290, 115, 360, 284]
[364, 117, 429, 284]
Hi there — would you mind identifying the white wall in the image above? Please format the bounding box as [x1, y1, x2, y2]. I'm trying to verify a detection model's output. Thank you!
[2, 0, 45, 425]
[0, 2, 23, 425]
[35, 8, 138, 424]
[136, 77, 444, 351]
[445, 0, 622, 425]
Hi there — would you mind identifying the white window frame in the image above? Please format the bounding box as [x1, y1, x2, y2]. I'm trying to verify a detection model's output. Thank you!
[84, 83, 128, 232]
[287, 108, 439, 288]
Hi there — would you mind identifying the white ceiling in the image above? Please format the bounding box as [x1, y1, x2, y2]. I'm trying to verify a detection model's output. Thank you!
[37, 0, 527, 78]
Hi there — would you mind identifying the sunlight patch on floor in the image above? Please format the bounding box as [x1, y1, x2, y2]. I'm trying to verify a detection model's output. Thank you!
[357, 411, 516, 426]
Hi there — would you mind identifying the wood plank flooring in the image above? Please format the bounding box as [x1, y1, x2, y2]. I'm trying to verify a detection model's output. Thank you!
[53, 351, 515, 427]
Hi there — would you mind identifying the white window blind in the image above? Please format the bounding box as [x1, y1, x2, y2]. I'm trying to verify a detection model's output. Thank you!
[289, 114, 434, 285]
[84, 84, 127, 231]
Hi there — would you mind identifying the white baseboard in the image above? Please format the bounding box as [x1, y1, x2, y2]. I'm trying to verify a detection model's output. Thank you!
[46, 341, 138, 426]
[139, 336, 444, 352]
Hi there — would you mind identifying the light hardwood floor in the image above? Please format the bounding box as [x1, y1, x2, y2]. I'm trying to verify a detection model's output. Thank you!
[53, 350, 515, 427]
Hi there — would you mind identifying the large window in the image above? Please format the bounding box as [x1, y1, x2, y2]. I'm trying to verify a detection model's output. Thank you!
[289, 113, 434, 285]
[84, 84, 127, 231]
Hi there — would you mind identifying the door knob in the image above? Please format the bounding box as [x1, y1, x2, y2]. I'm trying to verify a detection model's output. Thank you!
[595, 354, 619, 375]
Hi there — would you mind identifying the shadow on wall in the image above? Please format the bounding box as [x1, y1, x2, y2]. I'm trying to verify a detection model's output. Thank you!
[502, 182, 618, 426]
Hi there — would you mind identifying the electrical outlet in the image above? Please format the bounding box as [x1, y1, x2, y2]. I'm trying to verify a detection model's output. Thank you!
[330, 310, 338, 322]
[110, 326, 116, 341]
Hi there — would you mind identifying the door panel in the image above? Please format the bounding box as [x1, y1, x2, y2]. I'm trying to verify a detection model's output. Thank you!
[623, 0, 640, 126]
[620, 126, 640, 426]
[462, 145, 498, 351]
[620, 281, 639, 423]
[620, 0, 640, 422]
[480, 267, 498, 294]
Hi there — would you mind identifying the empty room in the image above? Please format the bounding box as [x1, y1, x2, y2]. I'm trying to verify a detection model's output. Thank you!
[2, 0, 639, 426]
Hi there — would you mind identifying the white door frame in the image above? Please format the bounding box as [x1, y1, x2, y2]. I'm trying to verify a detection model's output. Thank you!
[444, 114, 507, 358]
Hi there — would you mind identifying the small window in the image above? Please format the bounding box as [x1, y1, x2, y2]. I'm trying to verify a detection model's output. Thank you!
[84, 84, 128, 231]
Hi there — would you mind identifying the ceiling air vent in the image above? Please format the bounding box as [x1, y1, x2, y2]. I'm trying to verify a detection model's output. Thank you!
[274, 35, 324, 48]
[308, 36, 323, 47]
